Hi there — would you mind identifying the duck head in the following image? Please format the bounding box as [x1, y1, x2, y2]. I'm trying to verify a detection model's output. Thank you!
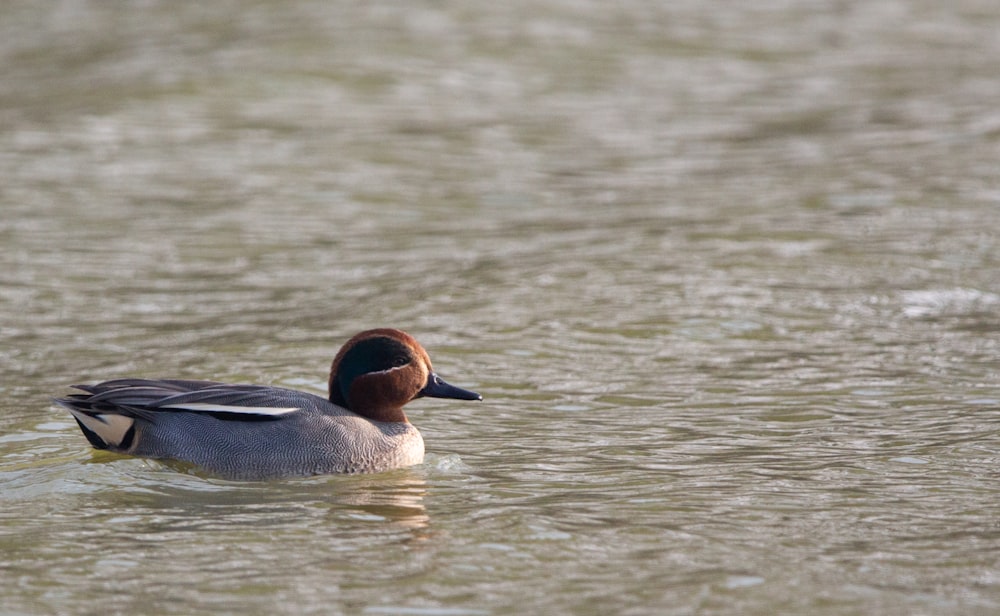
[328, 328, 481, 423]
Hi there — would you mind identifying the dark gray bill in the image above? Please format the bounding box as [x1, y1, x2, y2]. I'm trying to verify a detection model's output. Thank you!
[420, 372, 482, 400]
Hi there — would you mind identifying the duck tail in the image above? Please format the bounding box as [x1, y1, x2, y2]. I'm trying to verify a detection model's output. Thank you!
[54, 397, 137, 450]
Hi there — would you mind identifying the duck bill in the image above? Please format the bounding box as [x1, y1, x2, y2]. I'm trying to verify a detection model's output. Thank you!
[421, 372, 482, 401]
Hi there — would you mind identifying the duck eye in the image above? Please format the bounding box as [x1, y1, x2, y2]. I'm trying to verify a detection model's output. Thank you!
[392, 355, 410, 367]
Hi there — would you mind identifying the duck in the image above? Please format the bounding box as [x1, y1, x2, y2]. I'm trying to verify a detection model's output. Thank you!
[54, 328, 481, 480]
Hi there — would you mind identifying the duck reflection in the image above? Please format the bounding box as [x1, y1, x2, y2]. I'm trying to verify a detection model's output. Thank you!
[90, 459, 433, 541]
[325, 471, 431, 535]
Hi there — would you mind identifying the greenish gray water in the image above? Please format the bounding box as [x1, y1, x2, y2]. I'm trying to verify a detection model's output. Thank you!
[2, 1, 999, 614]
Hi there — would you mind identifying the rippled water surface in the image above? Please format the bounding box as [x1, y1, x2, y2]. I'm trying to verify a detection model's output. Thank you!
[3, 1, 1000, 614]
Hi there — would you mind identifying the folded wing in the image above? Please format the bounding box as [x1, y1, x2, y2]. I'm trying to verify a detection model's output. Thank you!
[54, 379, 304, 450]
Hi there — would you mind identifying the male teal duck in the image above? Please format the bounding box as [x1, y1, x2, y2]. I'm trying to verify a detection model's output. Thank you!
[55, 328, 481, 480]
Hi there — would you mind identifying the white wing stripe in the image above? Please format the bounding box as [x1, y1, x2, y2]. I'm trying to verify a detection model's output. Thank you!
[160, 403, 299, 416]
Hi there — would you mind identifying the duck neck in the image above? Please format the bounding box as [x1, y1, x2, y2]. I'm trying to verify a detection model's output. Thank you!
[359, 405, 409, 424]
[329, 388, 410, 424]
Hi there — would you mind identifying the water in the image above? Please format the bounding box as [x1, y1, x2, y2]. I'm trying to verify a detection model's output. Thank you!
[2, 1, 1000, 614]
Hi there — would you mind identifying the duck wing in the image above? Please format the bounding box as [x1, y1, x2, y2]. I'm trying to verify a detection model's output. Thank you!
[55, 379, 311, 449]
